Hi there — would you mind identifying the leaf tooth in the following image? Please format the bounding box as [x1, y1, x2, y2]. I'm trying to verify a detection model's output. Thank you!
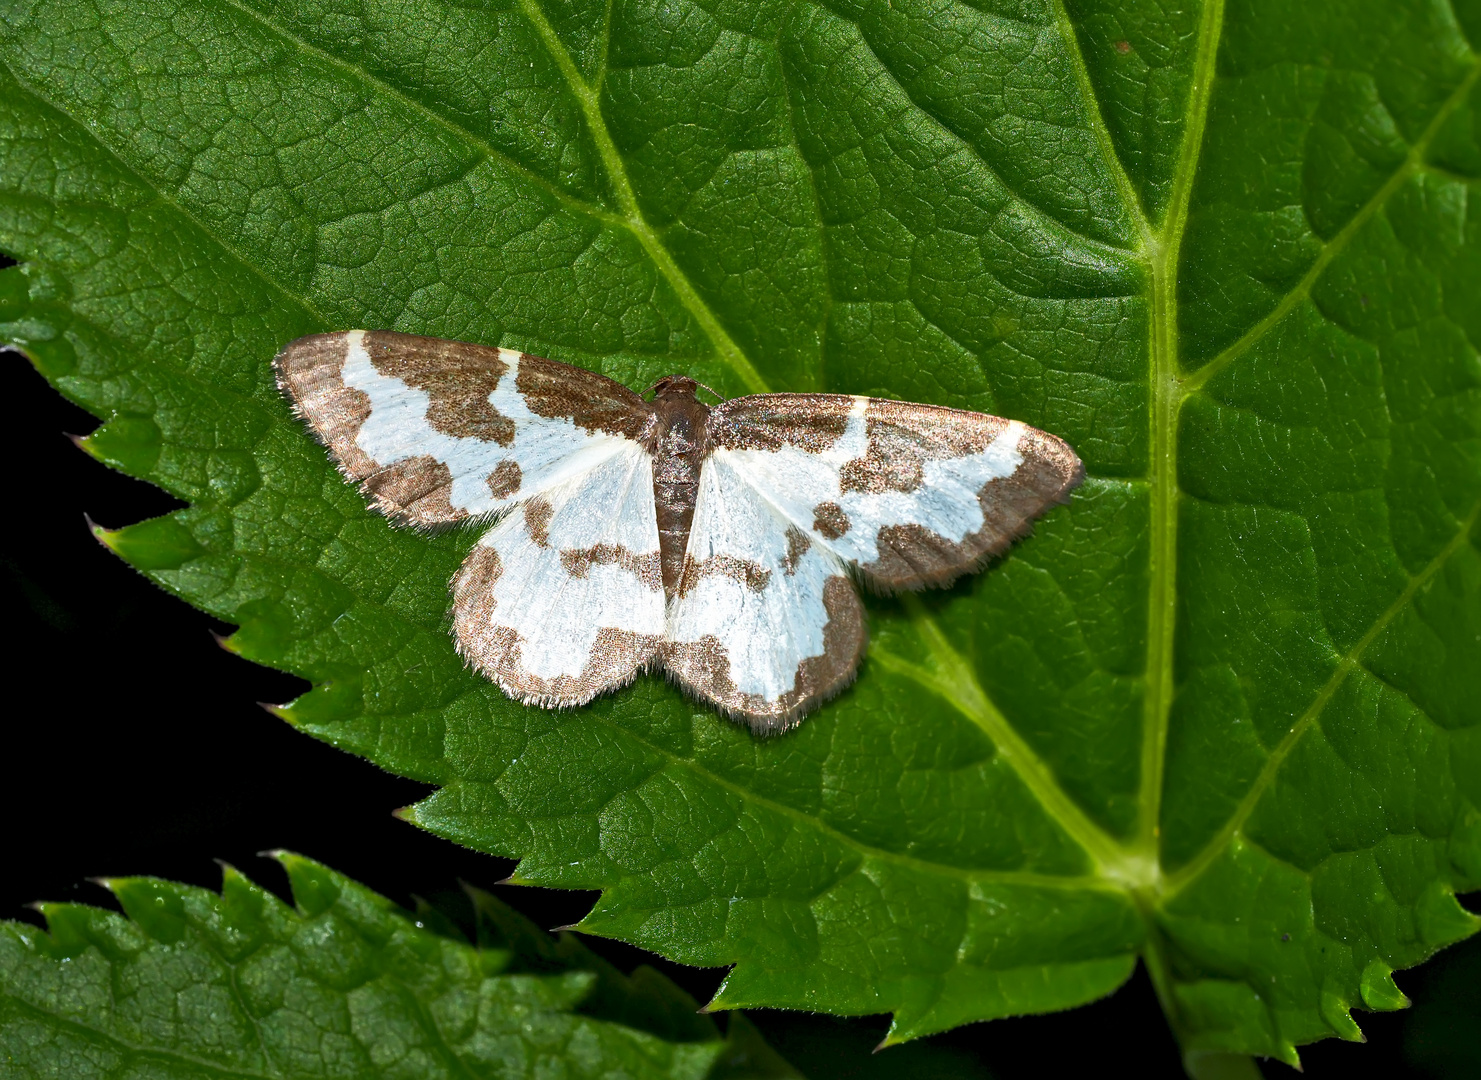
[699, 968, 760, 1016]
[699, 984, 734, 1015]
[214, 859, 254, 898]
[1318, 989, 1366, 1043]
[272, 850, 344, 917]
[548, 893, 603, 934]
[26, 902, 96, 956]
[82, 512, 117, 548]
[1416, 882, 1481, 948]
[258, 701, 293, 722]
[100, 877, 188, 943]
[70, 431, 113, 467]
[495, 865, 535, 886]
[1359, 959, 1411, 1011]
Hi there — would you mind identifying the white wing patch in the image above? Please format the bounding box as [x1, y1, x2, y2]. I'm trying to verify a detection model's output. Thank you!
[453, 442, 664, 706]
[343, 333, 628, 519]
[664, 454, 865, 727]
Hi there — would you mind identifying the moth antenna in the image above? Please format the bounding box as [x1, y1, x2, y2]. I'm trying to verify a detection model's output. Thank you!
[692, 380, 725, 402]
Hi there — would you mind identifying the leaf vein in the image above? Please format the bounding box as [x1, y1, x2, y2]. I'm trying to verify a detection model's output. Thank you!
[1182, 56, 1481, 394]
[1163, 498, 1481, 896]
[0, 983, 285, 1080]
[1049, 0, 1154, 246]
[833, 6, 1141, 258]
[0, 61, 335, 335]
[513, 0, 769, 394]
[219, 0, 629, 231]
[873, 596, 1128, 876]
[514, 708, 1113, 893]
[781, 80, 834, 392]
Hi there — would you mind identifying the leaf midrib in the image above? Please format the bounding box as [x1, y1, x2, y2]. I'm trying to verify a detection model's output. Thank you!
[1147, 48, 1481, 891]
[869, 2, 1228, 896]
[1137, 0, 1227, 876]
[867, 5, 1481, 915]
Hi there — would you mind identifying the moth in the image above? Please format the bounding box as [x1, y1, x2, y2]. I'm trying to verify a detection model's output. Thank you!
[275, 331, 1083, 732]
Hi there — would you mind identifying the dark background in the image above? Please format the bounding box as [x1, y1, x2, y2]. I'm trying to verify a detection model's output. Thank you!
[3, 333, 1476, 1078]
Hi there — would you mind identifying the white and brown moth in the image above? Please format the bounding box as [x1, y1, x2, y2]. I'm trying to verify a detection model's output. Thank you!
[274, 331, 1083, 732]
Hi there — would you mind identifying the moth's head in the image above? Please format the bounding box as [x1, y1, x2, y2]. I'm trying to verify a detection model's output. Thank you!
[649, 375, 700, 400]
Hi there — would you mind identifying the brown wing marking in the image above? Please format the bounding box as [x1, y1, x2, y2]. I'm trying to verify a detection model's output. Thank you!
[274, 331, 501, 525]
[660, 576, 867, 734]
[676, 552, 773, 596]
[863, 423, 1085, 590]
[363, 331, 514, 443]
[488, 459, 522, 500]
[514, 353, 652, 440]
[706, 393, 856, 453]
[812, 502, 850, 539]
[360, 456, 460, 522]
[708, 393, 1084, 592]
[561, 544, 664, 590]
[274, 331, 377, 479]
[840, 398, 1008, 495]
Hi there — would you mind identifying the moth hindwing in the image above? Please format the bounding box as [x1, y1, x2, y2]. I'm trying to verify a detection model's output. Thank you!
[275, 331, 1084, 732]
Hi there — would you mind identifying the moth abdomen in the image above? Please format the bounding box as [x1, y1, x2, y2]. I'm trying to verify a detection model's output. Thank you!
[649, 378, 711, 598]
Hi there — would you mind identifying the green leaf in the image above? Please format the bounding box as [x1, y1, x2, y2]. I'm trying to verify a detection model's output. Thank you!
[0, 854, 798, 1079]
[3, 0, 1479, 1069]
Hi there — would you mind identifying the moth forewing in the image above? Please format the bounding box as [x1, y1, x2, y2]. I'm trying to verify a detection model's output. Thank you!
[708, 395, 1084, 592]
[273, 330, 650, 529]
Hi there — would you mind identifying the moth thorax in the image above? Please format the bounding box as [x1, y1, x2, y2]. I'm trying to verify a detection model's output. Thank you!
[651, 375, 699, 398]
[651, 381, 711, 598]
